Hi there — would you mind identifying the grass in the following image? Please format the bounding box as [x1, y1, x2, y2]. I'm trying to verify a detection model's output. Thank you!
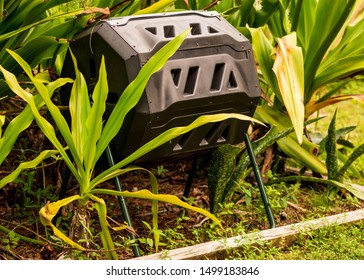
[227, 220, 364, 260]
[308, 76, 364, 182]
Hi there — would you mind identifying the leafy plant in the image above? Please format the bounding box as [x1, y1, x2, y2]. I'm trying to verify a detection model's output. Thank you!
[0, 28, 260, 258]
[208, 117, 322, 213]
[0, 0, 177, 98]
[250, 0, 364, 173]
[268, 111, 364, 201]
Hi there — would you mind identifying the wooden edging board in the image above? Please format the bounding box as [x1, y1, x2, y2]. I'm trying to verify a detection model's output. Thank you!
[134, 209, 364, 260]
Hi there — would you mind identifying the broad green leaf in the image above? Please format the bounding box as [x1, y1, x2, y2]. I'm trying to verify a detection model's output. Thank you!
[5, 49, 85, 177]
[83, 56, 108, 175]
[273, 33, 305, 144]
[69, 50, 91, 166]
[317, 17, 364, 74]
[94, 29, 191, 165]
[0, 7, 108, 43]
[0, 150, 59, 189]
[312, 55, 364, 93]
[250, 27, 281, 102]
[0, 36, 69, 99]
[336, 182, 364, 201]
[253, 0, 280, 27]
[239, 0, 255, 27]
[91, 188, 222, 227]
[267, 176, 364, 200]
[39, 195, 85, 251]
[303, 0, 356, 100]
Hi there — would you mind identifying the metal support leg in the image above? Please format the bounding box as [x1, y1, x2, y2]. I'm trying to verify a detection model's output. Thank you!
[182, 157, 199, 199]
[105, 146, 141, 257]
[244, 133, 276, 228]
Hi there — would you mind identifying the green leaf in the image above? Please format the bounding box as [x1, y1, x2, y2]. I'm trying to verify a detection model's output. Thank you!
[0, 77, 72, 166]
[338, 143, 364, 180]
[0, 7, 107, 43]
[91, 189, 222, 227]
[250, 27, 281, 101]
[0, 52, 82, 184]
[325, 110, 339, 181]
[135, 0, 174, 14]
[303, 0, 356, 99]
[267, 176, 364, 200]
[273, 33, 305, 144]
[255, 105, 327, 174]
[0, 150, 59, 189]
[89, 195, 117, 260]
[68, 50, 91, 166]
[83, 56, 108, 175]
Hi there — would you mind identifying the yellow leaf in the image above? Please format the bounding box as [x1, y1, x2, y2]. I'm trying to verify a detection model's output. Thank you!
[39, 195, 85, 251]
[273, 33, 305, 144]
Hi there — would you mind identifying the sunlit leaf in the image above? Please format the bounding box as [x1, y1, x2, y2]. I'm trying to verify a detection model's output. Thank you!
[39, 195, 85, 250]
[273, 33, 305, 144]
[91, 189, 222, 227]
[135, 0, 174, 14]
[89, 195, 117, 260]
[0, 150, 59, 189]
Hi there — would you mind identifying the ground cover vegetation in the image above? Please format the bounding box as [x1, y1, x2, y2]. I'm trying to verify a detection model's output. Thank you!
[0, 0, 364, 259]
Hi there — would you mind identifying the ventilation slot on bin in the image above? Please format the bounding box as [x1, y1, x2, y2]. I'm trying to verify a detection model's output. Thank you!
[173, 131, 193, 151]
[228, 71, 238, 89]
[171, 68, 181, 87]
[205, 122, 229, 144]
[146, 27, 157, 35]
[190, 23, 202, 35]
[210, 63, 225, 91]
[183, 66, 199, 95]
[163, 25, 175, 38]
[208, 26, 219, 33]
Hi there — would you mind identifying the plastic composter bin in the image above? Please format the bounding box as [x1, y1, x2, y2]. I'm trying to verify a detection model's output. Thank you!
[61, 11, 261, 165]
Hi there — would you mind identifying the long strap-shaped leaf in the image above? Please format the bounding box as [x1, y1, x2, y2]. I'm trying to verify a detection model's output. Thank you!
[303, 0, 356, 100]
[0, 58, 82, 184]
[0, 7, 109, 43]
[0, 76, 71, 165]
[273, 33, 305, 144]
[83, 56, 108, 176]
[91, 188, 222, 227]
[0, 150, 59, 189]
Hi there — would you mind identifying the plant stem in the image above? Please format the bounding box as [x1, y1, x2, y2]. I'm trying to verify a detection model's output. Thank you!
[0, 224, 46, 246]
